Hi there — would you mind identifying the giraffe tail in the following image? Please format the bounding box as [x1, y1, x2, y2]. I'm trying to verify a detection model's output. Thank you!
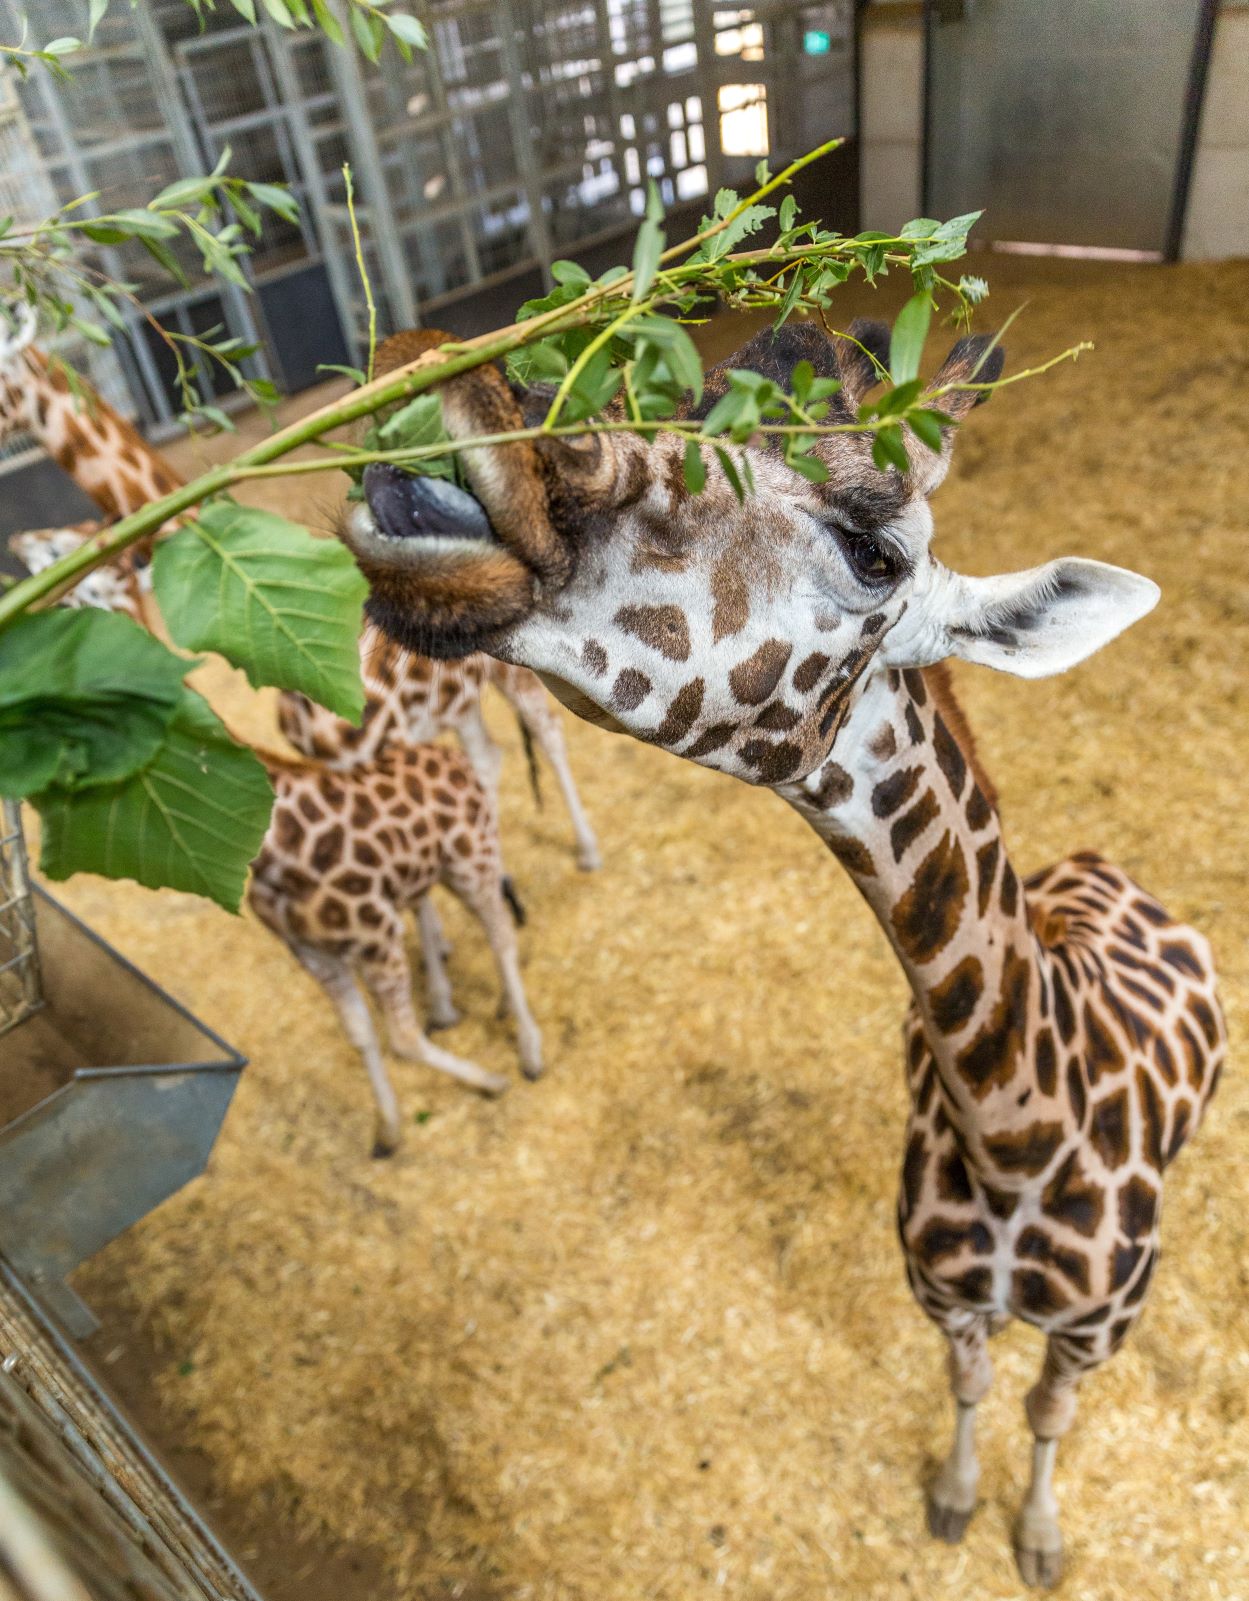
[517, 716, 543, 809]
[501, 875, 526, 927]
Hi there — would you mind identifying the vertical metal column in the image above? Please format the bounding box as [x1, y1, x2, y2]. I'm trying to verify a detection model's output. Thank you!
[496, 2, 556, 286]
[0, 802, 41, 1037]
[19, 54, 175, 425]
[128, 3, 274, 388]
[263, 28, 367, 364]
[325, 0, 420, 330]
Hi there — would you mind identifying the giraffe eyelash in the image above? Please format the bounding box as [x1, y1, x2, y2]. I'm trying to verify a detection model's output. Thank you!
[824, 520, 911, 589]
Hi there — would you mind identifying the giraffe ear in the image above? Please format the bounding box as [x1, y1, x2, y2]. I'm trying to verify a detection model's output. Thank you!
[0, 302, 37, 361]
[896, 558, 1160, 679]
[907, 335, 1005, 496]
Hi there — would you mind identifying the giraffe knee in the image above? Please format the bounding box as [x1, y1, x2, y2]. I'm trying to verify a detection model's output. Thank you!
[947, 1331, 993, 1405]
[1025, 1378, 1078, 1440]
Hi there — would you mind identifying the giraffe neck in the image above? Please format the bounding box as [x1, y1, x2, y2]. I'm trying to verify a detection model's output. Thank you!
[781, 664, 1074, 1190]
[2, 347, 183, 521]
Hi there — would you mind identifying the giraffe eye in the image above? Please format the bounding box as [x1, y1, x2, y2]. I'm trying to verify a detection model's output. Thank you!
[842, 528, 901, 587]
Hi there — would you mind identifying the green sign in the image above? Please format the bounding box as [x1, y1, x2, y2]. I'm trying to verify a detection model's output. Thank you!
[803, 29, 831, 55]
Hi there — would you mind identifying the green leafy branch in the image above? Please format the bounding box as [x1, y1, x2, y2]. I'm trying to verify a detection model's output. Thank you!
[0, 148, 301, 422]
[0, 143, 1089, 630]
[0, 143, 1090, 912]
[3, 0, 425, 78]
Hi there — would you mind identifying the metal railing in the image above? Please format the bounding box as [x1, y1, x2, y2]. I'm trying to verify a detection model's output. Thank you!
[0, 802, 41, 1039]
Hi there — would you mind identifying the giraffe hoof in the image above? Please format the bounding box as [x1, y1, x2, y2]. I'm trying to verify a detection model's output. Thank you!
[1015, 1541, 1064, 1588]
[427, 1006, 462, 1032]
[371, 1134, 400, 1159]
[576, 845, 603, 872]
[926, 1492, 974, 1544]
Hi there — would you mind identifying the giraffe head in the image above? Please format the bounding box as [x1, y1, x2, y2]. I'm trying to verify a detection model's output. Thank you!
[0, 302, 38, 437]
[8, 523, 147, 620]
[341, 320, 1158, 787]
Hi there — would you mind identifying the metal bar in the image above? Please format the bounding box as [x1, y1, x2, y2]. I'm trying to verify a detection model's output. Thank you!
[1165, 0, 1221, 263]
[0, 1260, 265, 1601]
[920, 0, 936, 216]
[16, 45, 176, 427]
[0, 801, 40, 1038]
[132, 5, 275, 393]
[421, 23, 485, 284]
[264, 29, 365, 363]
[324, 0, 420, 329]
[496, 1, 557, 285]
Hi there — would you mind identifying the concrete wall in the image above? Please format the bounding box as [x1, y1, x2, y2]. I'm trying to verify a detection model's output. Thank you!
[859, 1, 924, 232]
[1183, 3, 1249, 260]
[858, 0, 1249, 261]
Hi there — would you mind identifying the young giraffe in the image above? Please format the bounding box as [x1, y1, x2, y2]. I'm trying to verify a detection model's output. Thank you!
[6, 537, 544, 1153]
[338, 318, 1226, 1583]
[0, 310, 601, 871]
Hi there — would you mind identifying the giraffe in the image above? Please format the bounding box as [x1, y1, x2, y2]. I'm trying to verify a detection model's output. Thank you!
[337, 317, 1226, 1583]
[0, 309, 601, 872]
[0, 305, 181, 541]
[250, 740, 543, 1154]
[7, 519, 544, 1152]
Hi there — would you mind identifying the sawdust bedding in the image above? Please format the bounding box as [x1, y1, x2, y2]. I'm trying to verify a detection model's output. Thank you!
[37, 255, 1249, 1599]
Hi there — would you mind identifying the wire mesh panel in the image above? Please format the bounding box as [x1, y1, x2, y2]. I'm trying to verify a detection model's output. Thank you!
[0, 801, 41, 1038]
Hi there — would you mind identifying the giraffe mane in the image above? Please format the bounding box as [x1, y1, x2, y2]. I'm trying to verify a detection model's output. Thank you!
[921, 661, 998, 809]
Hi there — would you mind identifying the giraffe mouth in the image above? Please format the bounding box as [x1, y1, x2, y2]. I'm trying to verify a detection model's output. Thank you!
[361, 463, 500, 551]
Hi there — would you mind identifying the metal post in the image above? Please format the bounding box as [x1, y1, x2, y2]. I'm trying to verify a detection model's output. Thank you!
[420, 19, 485, 286]
[325, 0, 421, 330]
[129, 4, 274, 390]
[17, 48, 175, 426]
[0, 801, 41, 1037]
[496, 1, 556, 285]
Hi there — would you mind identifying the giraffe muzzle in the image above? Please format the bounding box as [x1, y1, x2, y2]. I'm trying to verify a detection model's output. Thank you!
[362, 463, 499, 548]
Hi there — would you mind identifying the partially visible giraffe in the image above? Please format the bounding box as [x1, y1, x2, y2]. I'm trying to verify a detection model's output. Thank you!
[0, 305, 181, 543]
[0, 309, 601, 870]
[250, 740, 543, 1154]
[276, 634, 602, 870]
[340, 317, 1226, 1582]
[8, 521, 544, 1153]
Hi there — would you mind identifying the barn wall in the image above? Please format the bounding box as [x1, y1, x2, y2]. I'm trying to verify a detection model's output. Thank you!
[1183, 3, 1249, 259]
[859, 1, 923, 231]
[858, 0, 1249, 261]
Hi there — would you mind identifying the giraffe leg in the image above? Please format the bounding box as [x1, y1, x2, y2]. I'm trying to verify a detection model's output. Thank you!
[500, 675, 601, 870]
[445, 866, 544, 1080]
[926, 1311, 994, 1543]
[1014, 1333, 1086, 1588]
[359, 940, 509, 1098]
[416, 895, 460, 1030]
[454, 702, 504, 810]
[289, 942, 403, 1158]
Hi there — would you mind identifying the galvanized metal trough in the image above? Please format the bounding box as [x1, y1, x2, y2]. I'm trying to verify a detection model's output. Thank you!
[0, 886, 245, 1338]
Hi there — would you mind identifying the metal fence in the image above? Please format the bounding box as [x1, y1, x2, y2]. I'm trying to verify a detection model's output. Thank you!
[0, 0, 855, 433]
[0, 802, 41, 1038]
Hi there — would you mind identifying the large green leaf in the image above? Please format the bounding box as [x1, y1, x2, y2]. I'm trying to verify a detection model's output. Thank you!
[889, 291, 933, 387]
[0, 610, 189, 798]
[153, 498, 367, 720]
[34, 689, 274, 913]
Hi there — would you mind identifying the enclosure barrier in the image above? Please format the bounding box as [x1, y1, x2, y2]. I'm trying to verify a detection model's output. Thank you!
[0, 1261, 263, 1601]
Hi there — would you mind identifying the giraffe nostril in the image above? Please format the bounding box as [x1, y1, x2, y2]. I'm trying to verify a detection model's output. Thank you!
[362, 463, 497, 545]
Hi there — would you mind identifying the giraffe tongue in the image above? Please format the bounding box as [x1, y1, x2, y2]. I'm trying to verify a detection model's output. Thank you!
[362, 463, 497, 545]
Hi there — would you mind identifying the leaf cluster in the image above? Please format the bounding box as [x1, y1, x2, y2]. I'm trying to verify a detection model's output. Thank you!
[2, 503, 367, 909]
[0, 146, 301, 424]
[2, 0, 425, 76]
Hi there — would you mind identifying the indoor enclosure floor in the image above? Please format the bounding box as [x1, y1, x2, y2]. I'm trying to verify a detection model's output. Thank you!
[31, 256, 1249, 1600]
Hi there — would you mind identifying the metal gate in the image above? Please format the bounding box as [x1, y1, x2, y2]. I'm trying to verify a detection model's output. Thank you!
[923, 0, 1217, 258]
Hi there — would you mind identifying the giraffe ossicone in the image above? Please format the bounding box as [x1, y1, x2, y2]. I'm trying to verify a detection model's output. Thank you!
[339, 316, 1225, 1586]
